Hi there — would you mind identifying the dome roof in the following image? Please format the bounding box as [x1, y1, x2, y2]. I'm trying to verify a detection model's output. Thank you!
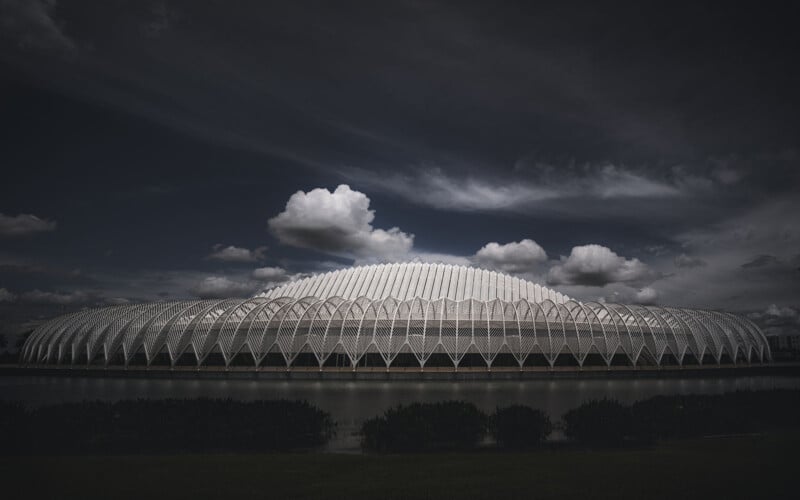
[258, 262, 570, 303]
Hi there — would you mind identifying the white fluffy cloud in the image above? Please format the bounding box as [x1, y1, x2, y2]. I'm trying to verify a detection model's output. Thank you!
[547, 244, 656, 286]
[268, 185, 414, 260]
[208, 244, 267, 263]
[189, 276, 260, 299]
[0, 213, 56, 236]
[473, 239, 547, 273]
[0, 288, 17, 302]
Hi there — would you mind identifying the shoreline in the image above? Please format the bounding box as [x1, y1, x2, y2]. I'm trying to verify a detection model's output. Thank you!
[3, 362, 799, 380]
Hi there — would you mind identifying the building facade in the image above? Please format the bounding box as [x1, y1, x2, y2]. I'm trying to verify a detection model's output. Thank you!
[21, 263, 771, 370]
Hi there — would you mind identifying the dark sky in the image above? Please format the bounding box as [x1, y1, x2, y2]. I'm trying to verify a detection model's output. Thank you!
[1, 0, 798, 339]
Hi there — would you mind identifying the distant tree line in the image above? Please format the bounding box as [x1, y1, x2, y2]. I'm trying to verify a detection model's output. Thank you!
[563, 390, 800, 447]
[0, 398, 334, 455]
[360, 401, 554, 452]
[0, 333, 13, 364]
[2, 390, 798, 455]
[361, 389, 800, 452]
[0, 330, 31, 364]
[361, 401, 491, 452]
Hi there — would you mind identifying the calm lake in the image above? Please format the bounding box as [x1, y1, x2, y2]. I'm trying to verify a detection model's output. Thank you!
[2, 374, 799, 451]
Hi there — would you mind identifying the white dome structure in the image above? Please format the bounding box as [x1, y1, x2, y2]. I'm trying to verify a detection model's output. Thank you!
[20, 263, 770, 371]
[259, 263, 570, 303]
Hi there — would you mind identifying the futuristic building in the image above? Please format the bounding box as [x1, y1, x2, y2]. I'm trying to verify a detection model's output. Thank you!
[20, 263, 771, 370]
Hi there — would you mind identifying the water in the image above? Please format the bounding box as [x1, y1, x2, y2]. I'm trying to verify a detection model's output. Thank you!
[2, 375, 799, 451]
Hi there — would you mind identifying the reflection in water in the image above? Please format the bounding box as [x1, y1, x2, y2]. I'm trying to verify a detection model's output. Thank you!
[2, 375, 798, 451]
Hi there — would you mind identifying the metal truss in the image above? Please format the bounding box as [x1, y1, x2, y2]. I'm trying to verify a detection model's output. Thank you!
[259, 263, 571, 303]
[21, 297, 771, 369]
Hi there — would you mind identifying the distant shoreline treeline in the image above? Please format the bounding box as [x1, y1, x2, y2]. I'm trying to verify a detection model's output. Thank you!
[362, 389, 800, 452]
[1, 390, 799, 455]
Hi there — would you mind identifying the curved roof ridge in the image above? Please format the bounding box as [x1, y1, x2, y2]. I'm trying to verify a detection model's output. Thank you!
[257, 261, 570, 304]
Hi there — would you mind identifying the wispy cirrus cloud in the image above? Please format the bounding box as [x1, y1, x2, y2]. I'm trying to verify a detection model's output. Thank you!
[0, 213, 56, 236]
[0, 0, 76, 52]
[19, 288, 91, 305]
[343, 163, 715, 215]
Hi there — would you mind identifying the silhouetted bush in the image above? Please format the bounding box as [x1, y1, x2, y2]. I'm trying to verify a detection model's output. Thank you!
[0, 398, 334, 454]
[0, 401, 29, 454]
[562, 399, 633, 447]
[3, 390, 799, 455]
[361, 401, 488, 452]
[491, 405, 552, 449]
[563, 390, 800, 447]
[631, 390, 800, 440]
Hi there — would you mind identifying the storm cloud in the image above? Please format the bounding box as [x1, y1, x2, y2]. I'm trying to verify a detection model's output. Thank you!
[0, 0, 798, 337]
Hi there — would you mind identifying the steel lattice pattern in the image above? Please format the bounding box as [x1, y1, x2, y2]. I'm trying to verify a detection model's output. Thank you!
[259, 263, 571, 303]
[21, 296, 770, 368]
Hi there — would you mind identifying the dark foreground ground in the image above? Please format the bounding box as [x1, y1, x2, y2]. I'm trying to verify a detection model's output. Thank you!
[2, 431, 797, 500]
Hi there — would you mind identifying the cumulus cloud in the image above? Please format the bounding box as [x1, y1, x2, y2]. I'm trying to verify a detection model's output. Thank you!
[0, 213, 56, 236]
[473, 239, 547, 273]
[189, 276, 260, 299]
[0, 288, 17, 302]
[20, 289, 90, 305]
[674, 253, 707, 268]
[207, 244, 267, 263]
[634, 287, 659, 305]
[268, 185, 414, 261]
[764, 304, 798, 319]
[547, 244, 656, 287]
[0, 0, 76, 52]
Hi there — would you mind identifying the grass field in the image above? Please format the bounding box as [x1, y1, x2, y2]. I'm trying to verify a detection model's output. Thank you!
[2, 432, 797, 500]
